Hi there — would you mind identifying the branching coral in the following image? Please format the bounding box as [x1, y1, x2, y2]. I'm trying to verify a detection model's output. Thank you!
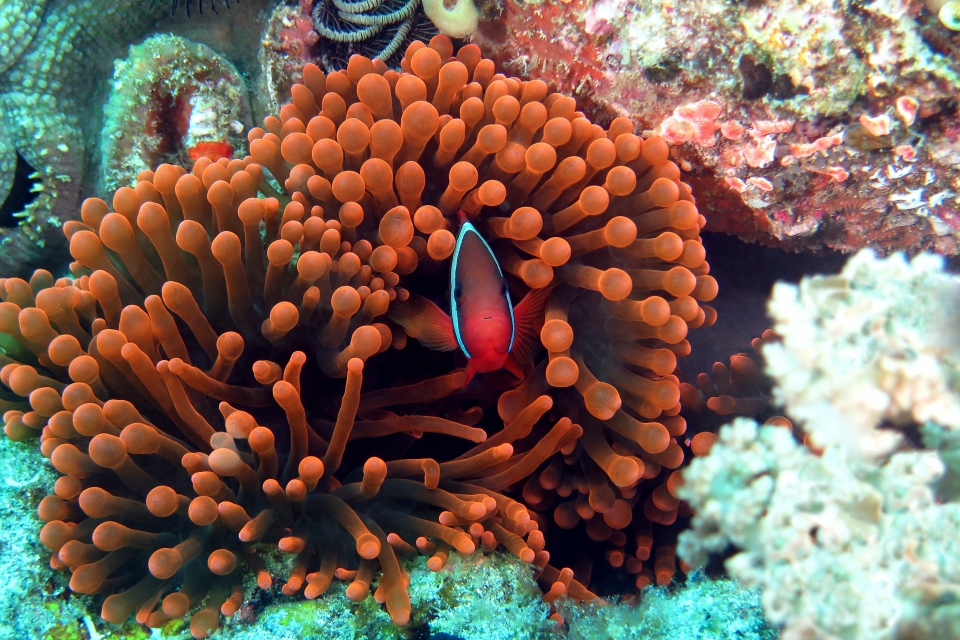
[0, 33, 718, 634]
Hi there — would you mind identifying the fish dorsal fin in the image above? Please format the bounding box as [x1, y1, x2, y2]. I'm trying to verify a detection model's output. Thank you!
[451, 221, 514, 358]
[509, 284, 555, 364]
[388, 294, 459, 352]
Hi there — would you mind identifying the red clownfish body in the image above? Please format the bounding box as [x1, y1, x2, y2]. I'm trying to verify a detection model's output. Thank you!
[389, 215, 550, 384]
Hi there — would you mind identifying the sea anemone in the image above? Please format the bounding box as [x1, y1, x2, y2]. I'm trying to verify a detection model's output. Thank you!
[1, 34, 718, 634]
[679, 330, 790, 458]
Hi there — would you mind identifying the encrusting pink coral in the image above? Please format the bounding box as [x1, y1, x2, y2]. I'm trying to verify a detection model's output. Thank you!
[0, 34, 721, 633]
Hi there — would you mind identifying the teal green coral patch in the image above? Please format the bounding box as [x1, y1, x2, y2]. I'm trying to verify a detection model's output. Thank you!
[0, 124, 13, 207]
[208, 555, 772, 640]
[0, 436, 94, 639]
[214, 552, 554, 640]
[562, 572, 778, 640]
[407, 552, 554, 640]
[222, 584, 400, 640]
[921, 421, 960, 500]
[0, 0, 46, 75]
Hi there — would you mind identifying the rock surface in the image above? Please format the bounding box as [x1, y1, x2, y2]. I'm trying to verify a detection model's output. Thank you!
[472, 0, 960, 255]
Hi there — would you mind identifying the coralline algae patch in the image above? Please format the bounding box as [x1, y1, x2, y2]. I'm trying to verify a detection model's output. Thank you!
[657, 98, 960, 253]
[100, 35, 252, 196]
[260, 0, 323, 118]
[472, 0, 960, 255]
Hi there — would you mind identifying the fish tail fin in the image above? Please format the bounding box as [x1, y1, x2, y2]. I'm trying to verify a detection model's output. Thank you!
[388, 294, 459, 352]
[510, 283, 557, 365]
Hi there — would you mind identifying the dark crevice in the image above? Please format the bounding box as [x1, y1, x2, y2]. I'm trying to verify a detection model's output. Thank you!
[738, 54, 773, 101]
[0, 153, 41, 229]
[643, 56, 683, 84]
[683, 232, 848, 379]
[152, 90, 191, 159]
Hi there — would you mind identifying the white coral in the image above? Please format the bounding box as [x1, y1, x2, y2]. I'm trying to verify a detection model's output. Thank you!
[678, 419, 958, 640]
[764, 250, 960, 458]
[677, 249, 960, 639]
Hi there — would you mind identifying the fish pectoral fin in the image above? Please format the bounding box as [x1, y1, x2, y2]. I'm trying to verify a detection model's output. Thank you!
[510, 283, 557, 364]
[388, 294, 459, 352]
[502, 352, 529, 380]
[464, 360, 480, 387]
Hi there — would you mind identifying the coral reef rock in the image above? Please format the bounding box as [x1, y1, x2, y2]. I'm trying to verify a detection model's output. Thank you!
[472, 0, 960, 255]
[0, 0, 275, 278]
[100, 34, 252, 196]
[0, 0, 171, 275]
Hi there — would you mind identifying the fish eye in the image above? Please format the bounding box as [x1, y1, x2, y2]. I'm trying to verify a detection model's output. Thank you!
[454, 285, 462, 300]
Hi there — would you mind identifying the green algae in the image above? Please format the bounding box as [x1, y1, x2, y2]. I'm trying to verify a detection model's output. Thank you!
[219, 585, 399, 640]
[407, 552, 554, 640]
[209, 554, 775, 640]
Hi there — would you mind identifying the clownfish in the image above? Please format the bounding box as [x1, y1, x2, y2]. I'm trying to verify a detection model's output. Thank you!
[389, 214, 551, 384]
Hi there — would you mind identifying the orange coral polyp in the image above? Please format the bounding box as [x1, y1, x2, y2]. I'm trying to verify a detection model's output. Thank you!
[0, 34, 718, 632]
